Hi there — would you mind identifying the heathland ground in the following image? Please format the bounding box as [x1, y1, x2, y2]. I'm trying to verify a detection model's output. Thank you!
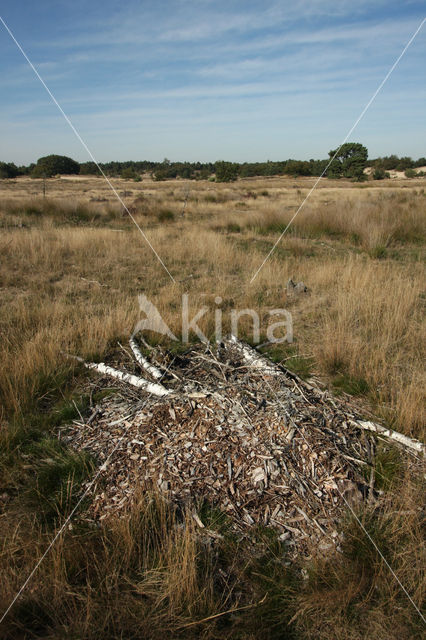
[0, 174, 424, 638]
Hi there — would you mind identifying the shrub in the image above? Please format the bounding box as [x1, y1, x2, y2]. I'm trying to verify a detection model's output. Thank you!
[157, 209, 175, 222]
[373, 168, 390, 180]
[405, 168, 416, 178]
[153, 170, 167, 181]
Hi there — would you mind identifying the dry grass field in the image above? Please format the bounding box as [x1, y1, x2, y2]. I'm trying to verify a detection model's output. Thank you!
[0, 174, 425, 638]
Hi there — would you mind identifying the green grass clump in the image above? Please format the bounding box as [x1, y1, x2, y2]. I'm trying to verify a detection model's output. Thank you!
[25, 437, 95, 523]
[226, 222, 241, 233]
[260, 343, 314, 379]
[332, 373, 370, 396]
[369, 245, 387, 259]
[157, 208, 175, 222]
[373, 444, 402, 490]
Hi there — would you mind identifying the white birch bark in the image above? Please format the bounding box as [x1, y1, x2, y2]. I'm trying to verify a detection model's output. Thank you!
[129, 335, 163, 380]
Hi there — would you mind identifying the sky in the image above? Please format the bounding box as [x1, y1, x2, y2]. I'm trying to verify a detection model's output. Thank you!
[0, 1, 425, 165]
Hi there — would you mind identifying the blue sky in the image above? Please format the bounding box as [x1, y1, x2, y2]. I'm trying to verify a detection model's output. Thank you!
[0, 1, 425, 164]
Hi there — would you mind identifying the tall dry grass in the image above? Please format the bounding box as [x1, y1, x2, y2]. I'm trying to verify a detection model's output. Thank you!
[0, 493, 232, 639]
[309, 257, 425, 435]
[1, 483, 423, 639]
[291, 474, 425, 640]
[214, 189, 425, 252]
[1, 199, 424, 435]
[0, 178, 425, 638]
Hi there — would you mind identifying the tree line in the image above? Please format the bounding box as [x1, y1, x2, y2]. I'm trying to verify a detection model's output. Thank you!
[1, 147, 425, 182]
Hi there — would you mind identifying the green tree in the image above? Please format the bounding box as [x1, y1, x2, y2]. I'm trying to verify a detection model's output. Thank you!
[79, 161, 101, 175]
[327, 142, 368, 180]
[31, 155, 80, 177]
[396, 157, 413, 171]
[121, 167, 138, 180]
[215, 161, 238, 182]
[0, 161, 20, 178]
[284, 160, 312, 176]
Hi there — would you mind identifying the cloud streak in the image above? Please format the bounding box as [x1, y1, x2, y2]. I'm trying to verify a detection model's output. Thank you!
[0, 0, 424, 164]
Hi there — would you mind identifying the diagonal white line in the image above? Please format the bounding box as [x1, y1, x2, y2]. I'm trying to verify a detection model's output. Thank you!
[0, 408, 142, 626]
[0, 16, 175, 284]
[248, 347, 425, 624]
[0, 349, 177, 627]
[250, 17, 425, 283]
[0, 346, 256, 626]
[0, 415, 131, 626]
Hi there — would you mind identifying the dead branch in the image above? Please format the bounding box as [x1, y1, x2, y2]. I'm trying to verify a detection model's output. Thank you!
[349, 419, 424, 455]
[225, 336, 424, 456]
[129, 335, 163, 380]
[66, 354, 171, 397]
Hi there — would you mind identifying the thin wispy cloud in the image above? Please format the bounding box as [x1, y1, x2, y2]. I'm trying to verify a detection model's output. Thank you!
[0, 0, 424, 164]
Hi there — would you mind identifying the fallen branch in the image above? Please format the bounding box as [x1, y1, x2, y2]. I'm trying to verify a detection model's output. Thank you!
[224, 335, 279, 376]
[224, 338, 425, 456]
[66, 354, 171, 397]
[129, 335, 163, 380]
[225, 335, 320, 394]
[349, 419, 424, 455]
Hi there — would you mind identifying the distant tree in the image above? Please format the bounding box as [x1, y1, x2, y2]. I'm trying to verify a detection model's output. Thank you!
[396, 157, 413, 171]
[195, 166, 210, 180]
[309, 159, 328, 176]
[0, 162, 20, 178]
[239, 163, 256, 178]
[284, 160, 312, 176]
[215, 161, 238, 182]
[79, 161, 101, 175]
[385, 156, 399, 169]
[374, 155, 399, 170]
[414, 157, 426, 168]
[25, 163, 36, 175]
[327, 142, 368, 180]
[18, 164, 32, 175]
[31, 155, 80, 177]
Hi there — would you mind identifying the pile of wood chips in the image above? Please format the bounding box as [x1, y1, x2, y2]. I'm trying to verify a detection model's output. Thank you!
[63, 337, 416, 555]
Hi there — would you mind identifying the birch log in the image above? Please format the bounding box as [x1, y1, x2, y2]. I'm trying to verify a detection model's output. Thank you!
[224, 337, 425, 456]
[225, 334, 279, 376]
[129, 335, 163, 380]
[67, 355, 170, 397]
[349, 420, 424, 455]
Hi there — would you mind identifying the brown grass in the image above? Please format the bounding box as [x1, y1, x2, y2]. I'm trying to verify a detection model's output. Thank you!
[0, 175, 425, 638]
[291, 475, 425, 640]
[0, 493, 229, 639]
[216, 189, 425, 251]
